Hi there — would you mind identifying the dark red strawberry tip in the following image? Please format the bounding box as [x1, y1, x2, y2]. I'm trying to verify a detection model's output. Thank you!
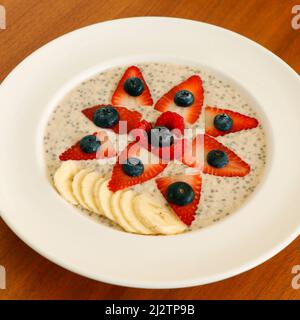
[154, 75, 204, 124]
[155, 111, 184, 135]
[82, 104, 142, 134]
[112, 66, 153, 107]
[205, 106, 259, 137]
[156, 174, 202, 226]
[108, 142, 167, 191]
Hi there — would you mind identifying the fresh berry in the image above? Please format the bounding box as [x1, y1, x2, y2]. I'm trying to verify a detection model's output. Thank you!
[108, 142, 167, 191]
[59, 131, 116, 161]
[150, 138, 187, 162]
[174, 90, 194, 107]
[93, 105, 119, 128]
[154, 75, 204, 124]
[181, 134, 250, 177]
[213, 114, 233, 131]
[205, 106, 259, 137]
[156, 174, 202, 226]
[136, 119, 152, 133]
[148, 126, 174, 148]
[123, 77, 144, 96]
[207, 150, 229, 168]
[137, 131, 187, 163]
[122, 157, 144, 177]
[166, 182, 195, 206]
[82, 104, 142, 134]
[180, 134, 204, 169]
[112, 66, 153, 107]
[79, 135, 101, 154]
[155, 111, 184, 135]
[130, 119, 152, 142]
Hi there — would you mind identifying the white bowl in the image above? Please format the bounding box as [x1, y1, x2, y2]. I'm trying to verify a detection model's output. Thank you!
[0, 17, 299, 288]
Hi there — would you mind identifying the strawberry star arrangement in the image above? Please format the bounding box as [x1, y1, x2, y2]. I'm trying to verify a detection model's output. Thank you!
[56, 65, 259, 234]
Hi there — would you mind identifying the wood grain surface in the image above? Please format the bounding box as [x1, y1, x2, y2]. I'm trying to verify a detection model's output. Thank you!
[0, 0, 300, 300]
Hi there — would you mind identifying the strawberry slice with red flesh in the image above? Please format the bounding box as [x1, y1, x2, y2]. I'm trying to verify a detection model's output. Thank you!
[150, 138, 188, 163]
[108, 141, 167, 192]
[59, 131, 116, 161]
[156, 174, 202, 226]
[154, 75, 204, 124]
[182, 134, 250, 177]
[205, 106, 259, 137]
[82, 104, 142, 134]
[111, 66, 153, 107]
[130, 119, 153, 142]
[134, 112, 186, 162]
[180, 134, 205, 169]
[155, 111, 184, 135]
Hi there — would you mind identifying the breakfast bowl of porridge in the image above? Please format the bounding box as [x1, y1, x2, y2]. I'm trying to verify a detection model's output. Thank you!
[0, 18, 299, 288]
[46, 63, 266, 234]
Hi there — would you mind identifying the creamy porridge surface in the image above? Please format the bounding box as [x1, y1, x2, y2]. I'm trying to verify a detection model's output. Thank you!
[44, 63, 267, 230]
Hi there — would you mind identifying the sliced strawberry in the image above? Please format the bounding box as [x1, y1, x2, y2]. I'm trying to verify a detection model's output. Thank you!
[155, 111, 184, 135]
[156, 174, 202, 226]
[150, 138, 188, 163]
[134, 126, 187, 163]
[180, 134, 205, 169]
[59, 131, 116, 161]
[154, 75, 204, 124]
[130, 119, 152, 142]
[182, 134, 250, 177]
[205, 106, 259, 137]
[108, 142, 167, 191]
[82, 104, 142, 134]
[111, 66, 153, 107]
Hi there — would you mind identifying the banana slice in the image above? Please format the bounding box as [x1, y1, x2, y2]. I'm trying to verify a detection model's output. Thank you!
[120, 190, 154, 235]
[97, 179, 115, 221]
[82, 172, 102, 214]
[72, 169, 91, 209]
[110, 190, 137, 233]
[94, 178, 106, 216]
[54, 161, 80, 205]
[133, 194, 187, 235]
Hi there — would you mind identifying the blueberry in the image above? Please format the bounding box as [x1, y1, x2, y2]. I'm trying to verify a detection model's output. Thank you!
[207, 149, 229, 168]
[79, 135, 101, 154]
[93, 106, 119, 128]
[174, 90, 194, 107]
[122, 157, 144, 177]
[166, 182, 195, 206]
[148, 126, 174, 148]
[123, 77, 144, 96]
[214, 114, 233, 131]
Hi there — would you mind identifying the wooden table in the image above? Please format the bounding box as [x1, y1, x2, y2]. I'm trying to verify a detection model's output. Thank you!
[0, 0, 299, 300]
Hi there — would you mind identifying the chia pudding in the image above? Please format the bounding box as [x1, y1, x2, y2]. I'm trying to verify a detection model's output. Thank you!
[44, 63, 267, 231]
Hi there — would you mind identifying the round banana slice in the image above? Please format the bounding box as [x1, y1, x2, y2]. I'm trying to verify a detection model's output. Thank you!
[110, 190, 137, 233]
[97, 179, 115, 221]
[72, 169, 91, 209]
[133, 194, 187, 235]
[120, 190, 154, 235]
[82, 172, 102, 214]
[54, 161, 80, 205]
[94, 178, 106, 216]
